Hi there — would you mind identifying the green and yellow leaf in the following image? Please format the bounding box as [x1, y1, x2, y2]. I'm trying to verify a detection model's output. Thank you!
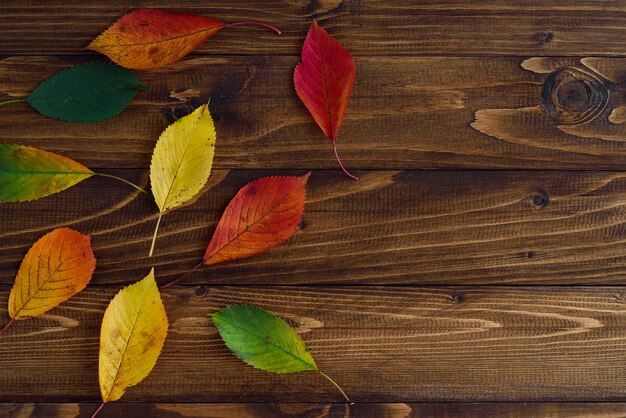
[211, 305, 349, 401]
[0, 144, 146, 202]
[211, 305, 317, 374]
[0, 144, 94, 202]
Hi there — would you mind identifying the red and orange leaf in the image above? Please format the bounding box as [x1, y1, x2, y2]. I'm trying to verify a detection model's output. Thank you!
[294, 21, 357, 180]
[8, 228, 96, 320]
[203, 173, 310, 266]
[88, 9, 224, 69]
[88, 9, 281, 70]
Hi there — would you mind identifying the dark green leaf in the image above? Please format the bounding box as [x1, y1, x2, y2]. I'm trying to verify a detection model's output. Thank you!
[26, 62, 143, 122]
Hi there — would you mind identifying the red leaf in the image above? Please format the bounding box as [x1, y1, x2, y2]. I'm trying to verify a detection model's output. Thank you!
[203, 173, 310, 266]
[294, 21, 357, 180]
[160, 174, 310, 288]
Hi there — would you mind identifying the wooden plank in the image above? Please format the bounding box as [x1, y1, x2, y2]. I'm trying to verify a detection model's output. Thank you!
[0, 285, 624, 402]
[3, 169, 626, 286]
[2, 1, 626, 56]
[3, 55, 626, 170]
[3, 402, 626, 418]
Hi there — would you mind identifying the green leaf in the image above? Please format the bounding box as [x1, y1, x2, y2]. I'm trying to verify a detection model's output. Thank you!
[211, 305, 350, 401]
[0, 144, 146, 202]
[26, 62, 144, 122]
[0, 144, 94, 202]
[211, 305, 317, 373]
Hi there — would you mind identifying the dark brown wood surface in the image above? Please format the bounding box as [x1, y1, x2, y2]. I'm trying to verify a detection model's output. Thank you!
[3, 1, 626, 57]
[1, 1, 625, 417]
[4, 55, 626, 170]
[3, 402, 626, 418]
[1, 286, 625, 402]
[3, 170, 626, 286]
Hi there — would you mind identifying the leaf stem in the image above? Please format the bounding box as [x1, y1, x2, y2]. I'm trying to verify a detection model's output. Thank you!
[90, 402, 105, 418]
[0, 99, 25, 106]
[225, 21, 282, 35]
[148, 212, 163, 257]
[96, 172, 147, 194]
[161, 261, 204, 288]
[319, 370, 350, 402]
[0, 319, 14, 336]
[332, 142, 358, 181]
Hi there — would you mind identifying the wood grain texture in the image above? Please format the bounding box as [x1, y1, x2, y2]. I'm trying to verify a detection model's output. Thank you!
[3, 402, 626, 418]
[5, 56, 626, 170]
[3, 1, 626, 56]
[3, 169, 626, 285]
[0, 285, 624, 402]
[3, 0, 626, 411]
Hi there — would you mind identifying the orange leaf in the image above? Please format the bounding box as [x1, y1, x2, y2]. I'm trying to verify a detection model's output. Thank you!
[88, 9, 223, 69]
[8, 228, 96, 320]
[88, 9, 281, 69]
[203, 173, 310, 266]
[294, 21, 357, 180]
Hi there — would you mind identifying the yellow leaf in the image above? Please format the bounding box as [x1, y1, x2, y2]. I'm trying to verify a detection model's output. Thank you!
[98, 269, 168, 403]
[150, 104, 216, 212]
[9, 228, 96, 319]
[148, 104, 216, 256]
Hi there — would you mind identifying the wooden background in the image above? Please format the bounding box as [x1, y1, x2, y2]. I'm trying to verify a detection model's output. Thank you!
[1, 1, 626, 417]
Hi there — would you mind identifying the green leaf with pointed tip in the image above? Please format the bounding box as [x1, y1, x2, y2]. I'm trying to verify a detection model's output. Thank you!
[0, 144, 94, 202]
[211, 305, 318, 374]
[26, 62, 144, 122]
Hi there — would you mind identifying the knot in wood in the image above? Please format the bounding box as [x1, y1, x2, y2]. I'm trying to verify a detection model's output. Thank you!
[541, 67, 609, 124]
[163, 99, 203, 123]
[194, 285, 208, 297]
[531, 190, 549, 208]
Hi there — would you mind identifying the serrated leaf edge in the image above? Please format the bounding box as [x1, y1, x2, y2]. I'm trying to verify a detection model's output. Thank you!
[0, 144, 95, 203]
[86, 9, 225, 51]
[26, 61, 144, 123]
[149, 103, 216, 213]
[203, 172, 310, 264]
[9, 227, 95, 319]
[210, 304, 318, 375]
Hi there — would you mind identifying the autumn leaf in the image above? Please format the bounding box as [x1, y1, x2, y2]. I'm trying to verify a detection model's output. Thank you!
[203, 174, 310, 265]
[0, 228, 96, 336]
[149, 104, 216, 256]
[0, 144, 93, 202]
[95, 269, 168, 416]
[294, 21, 357, 180]
[161, 174, 309, 288]
[0, 144, 146, 202]
[0, 62, 144, 122]
[211, 305, 349, 401]
[88, 9, 281, 69]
